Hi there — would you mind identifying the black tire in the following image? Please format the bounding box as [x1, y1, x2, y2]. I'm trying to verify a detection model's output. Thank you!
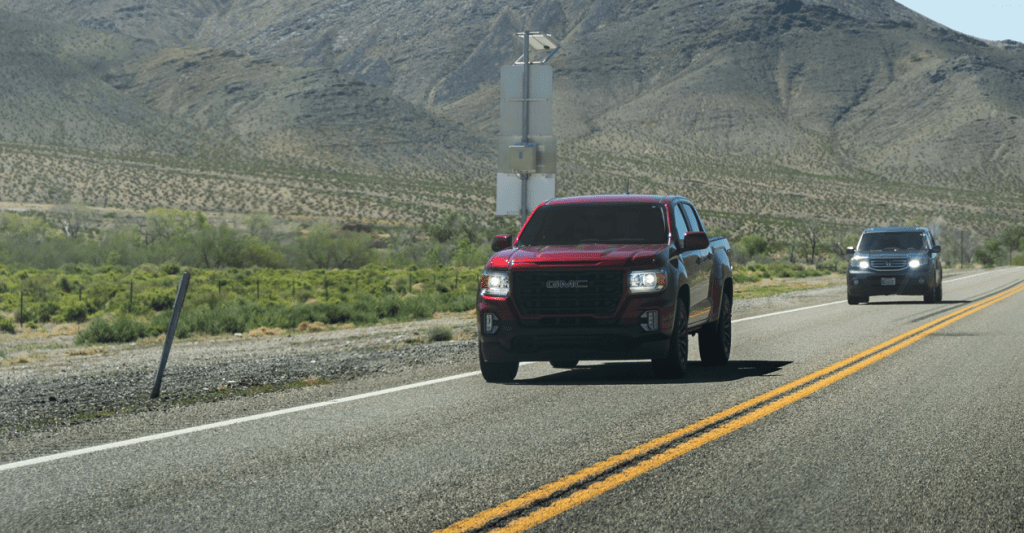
[935, 284, 942, 302]
[924, 287, 935, 303]
[478, 342, 517, 383]
[848, 294, 859, 305]
[550, 360, 579, 369]
[699, 290, 732, 366]
[652, 298, 689, 378]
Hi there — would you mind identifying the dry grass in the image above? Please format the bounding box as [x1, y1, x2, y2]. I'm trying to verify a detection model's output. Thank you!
[68, 346, 107, 357]
[245, 326, 287, 338]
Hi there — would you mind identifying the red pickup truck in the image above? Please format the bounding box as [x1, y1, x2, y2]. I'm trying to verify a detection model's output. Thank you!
[477, 195, 734, 382]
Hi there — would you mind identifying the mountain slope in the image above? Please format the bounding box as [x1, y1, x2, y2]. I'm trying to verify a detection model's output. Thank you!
[0, 0, 1022, 239]
[0, 9, 209, 157]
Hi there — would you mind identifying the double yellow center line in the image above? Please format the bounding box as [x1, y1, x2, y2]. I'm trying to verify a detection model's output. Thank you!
[440, 282, 1024, 533]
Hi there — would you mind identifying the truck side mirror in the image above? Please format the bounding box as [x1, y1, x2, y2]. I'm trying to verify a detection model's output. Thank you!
[491, 234, 512, 252]
[932, 245, 941, 254]
[680, 231, 710, 252]
[846, 246, 855, 255]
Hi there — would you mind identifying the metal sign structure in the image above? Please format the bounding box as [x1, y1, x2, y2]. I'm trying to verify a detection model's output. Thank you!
[496, 31, 560, 223]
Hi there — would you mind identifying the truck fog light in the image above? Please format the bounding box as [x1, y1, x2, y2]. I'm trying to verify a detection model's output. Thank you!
[483, 313, 500, 334]
[918, 278, 925, 284]
[853, 279, 859, 286]
[640, 310, 659, 332]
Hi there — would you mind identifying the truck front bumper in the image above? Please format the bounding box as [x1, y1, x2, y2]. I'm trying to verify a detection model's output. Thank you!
[477, 295, 675, 363]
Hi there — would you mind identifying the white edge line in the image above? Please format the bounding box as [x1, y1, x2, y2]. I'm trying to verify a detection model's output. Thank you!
[732, 300, 845, 323]
[1, 370, 484, 472]
[2, 269, 1008, 472]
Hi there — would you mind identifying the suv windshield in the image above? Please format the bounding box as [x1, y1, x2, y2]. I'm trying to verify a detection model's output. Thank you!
[518, 203, 668, 246]
[858, 231, 928, 252]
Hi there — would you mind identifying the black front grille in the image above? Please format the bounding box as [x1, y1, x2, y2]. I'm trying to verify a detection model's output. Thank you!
[870, 258, 908, 271]
[512, 270, 623, 316]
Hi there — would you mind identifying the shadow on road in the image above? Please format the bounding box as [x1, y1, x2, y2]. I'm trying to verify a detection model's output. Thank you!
[514, 359, 792, 386]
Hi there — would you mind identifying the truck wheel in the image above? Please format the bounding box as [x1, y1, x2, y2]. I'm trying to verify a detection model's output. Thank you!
[550, 360, 579, 369]
[924, 287, 935, 303]
[478, 342, 517, 383]
[652, 298, 688, 378]
[847, 294, 859, 305]
[699, 290, 732, 366]
[935, 284, 942, 302]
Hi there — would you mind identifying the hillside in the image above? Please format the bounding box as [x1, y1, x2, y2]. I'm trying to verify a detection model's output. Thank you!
[0, 0, 1022, 241]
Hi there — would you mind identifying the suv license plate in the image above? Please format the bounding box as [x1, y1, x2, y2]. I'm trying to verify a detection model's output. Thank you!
[881, 278, 896, 286]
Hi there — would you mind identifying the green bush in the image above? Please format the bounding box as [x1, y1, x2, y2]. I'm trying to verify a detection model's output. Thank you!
[76, 316, 148, 344]
[0, 316, 15, 334]
[34, 301, 60, 323]
[15, 309, 35, 324]
[58, 299, 90, 323]
[139, 288, 176, 311]
[732, 270, 762, 284]
[426, 325, 452, 342]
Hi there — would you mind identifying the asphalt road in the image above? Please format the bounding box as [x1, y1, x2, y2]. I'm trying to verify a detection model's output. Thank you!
[3, 268, 1023, 532]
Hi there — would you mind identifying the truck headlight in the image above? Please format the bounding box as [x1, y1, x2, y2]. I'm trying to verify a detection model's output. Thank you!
[851, 256, 868, 269]
[480, 270, 510, 297]
[629, 269, 667, 294]
[909, 258, 924, 268]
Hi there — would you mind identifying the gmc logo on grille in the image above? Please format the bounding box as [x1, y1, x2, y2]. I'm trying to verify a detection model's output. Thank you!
[546, 280, 588, 289]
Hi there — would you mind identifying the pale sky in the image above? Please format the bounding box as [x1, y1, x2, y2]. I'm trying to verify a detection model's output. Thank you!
[896, 1, 1024, 43]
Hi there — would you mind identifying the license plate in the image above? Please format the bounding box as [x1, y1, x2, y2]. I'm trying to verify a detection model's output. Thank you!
[881, 278, 896, 286]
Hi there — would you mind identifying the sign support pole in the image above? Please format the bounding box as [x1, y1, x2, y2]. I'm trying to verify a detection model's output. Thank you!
[520, 29, 531, 227]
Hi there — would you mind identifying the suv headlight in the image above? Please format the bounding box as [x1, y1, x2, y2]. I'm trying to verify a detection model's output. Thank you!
[909, 257, 928, 268]
[851, 256, 869, 269]
[629, 269, 667, 294]
[480, 270, 510, 297]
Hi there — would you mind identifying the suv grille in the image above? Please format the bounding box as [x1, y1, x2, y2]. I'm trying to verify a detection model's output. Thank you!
[870, 258, 908, 271]
[512, 270, 622, 316]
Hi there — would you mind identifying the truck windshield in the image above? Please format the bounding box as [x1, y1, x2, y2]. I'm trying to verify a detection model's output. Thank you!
[858, 232, 927, 252]
[518, 203, 668, 246]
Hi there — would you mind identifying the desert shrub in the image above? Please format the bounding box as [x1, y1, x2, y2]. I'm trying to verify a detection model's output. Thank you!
[0, 316, 15, 334]
[138, 288, 176, 311]
[57, 276, 74, 293]
[15, 309, 35, 323]
[33, 301, 60, 323]
[732, 270, 762, 284]
[375, 294, 402, 320]
[58, 298, 90, 323]
[400, 294, 436, 320]
[738, 234, 770, 257]
[426, 326, 452, 342]
[76, 316, 148, 344]
[177, 305, 248, 338]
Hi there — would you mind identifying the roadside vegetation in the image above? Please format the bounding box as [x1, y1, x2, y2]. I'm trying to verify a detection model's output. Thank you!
[2, 208, 1019, 346]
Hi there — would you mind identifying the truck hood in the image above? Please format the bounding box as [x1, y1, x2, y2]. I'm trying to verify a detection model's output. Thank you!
[492, 244, 665, 269]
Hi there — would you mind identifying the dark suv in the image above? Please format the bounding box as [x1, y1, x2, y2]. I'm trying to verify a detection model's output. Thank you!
[846, 227, 942, 305]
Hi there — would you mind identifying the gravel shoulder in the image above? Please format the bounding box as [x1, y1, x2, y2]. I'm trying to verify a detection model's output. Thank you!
[0, 278, 852, 449]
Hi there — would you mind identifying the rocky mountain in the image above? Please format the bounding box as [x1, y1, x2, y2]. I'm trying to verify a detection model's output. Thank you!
[1, 0, 1022, 237]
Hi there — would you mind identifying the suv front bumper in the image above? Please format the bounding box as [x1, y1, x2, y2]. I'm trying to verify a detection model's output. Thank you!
[847, 268, 935, 297]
